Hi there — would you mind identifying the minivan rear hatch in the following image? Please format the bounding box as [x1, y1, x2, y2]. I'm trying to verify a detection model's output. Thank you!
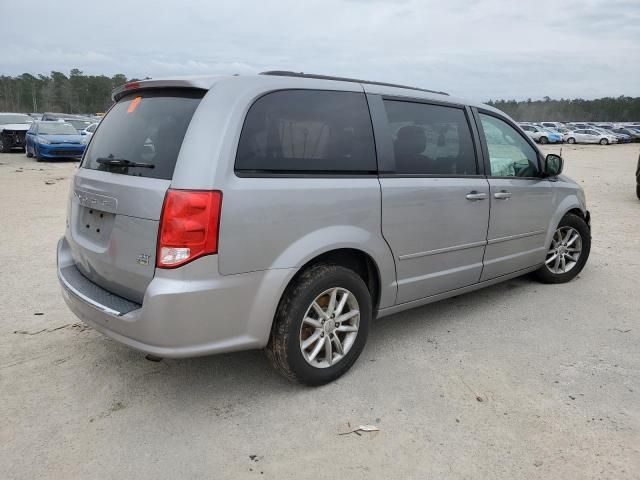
[66, 88, 205, 303]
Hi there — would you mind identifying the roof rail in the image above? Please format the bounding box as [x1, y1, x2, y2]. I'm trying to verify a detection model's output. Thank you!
[259, 71, 449, 96]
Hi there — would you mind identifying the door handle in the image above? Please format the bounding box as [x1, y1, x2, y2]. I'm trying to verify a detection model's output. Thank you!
[465, 191, 488, 201]
[494, 190, 512, 200]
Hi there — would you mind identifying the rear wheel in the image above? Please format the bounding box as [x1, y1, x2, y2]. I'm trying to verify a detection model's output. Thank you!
[567, 137, 576, 144]
[599, 138, 608, 145]
[534, 213, 590, 284]
[539, 136, 549, 144]
[266, 264, 371, 385]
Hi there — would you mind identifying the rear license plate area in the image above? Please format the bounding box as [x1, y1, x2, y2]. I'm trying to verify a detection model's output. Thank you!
[78, 206, 115, 244]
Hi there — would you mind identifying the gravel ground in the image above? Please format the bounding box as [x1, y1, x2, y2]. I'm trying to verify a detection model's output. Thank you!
[1, 144, 639, 479]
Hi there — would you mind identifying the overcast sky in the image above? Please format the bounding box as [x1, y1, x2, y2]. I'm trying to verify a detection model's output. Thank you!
[2, 0, 639, 101]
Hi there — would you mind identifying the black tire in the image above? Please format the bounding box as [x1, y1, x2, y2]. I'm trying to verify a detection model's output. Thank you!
[266, 264, 372, 386]
[26, 144, 33, 158]
[0, 139, 10, 153]
[567, 137, 576, 144]
[539, 136, 548, 144]
[599, 138, 608, 145]
[534, 213, 591, 284]
[636, 184, 640, 200]
[34, 144, 42, 162]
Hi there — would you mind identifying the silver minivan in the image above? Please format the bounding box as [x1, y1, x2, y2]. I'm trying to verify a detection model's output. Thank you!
[57, 72, 591, 385]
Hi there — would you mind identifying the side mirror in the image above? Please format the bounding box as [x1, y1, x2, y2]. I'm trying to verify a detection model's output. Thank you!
[544, 153, 563, 177]
[81, 131, 87, 135]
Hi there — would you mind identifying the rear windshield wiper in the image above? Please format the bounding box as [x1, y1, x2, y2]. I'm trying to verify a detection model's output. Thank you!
[96, 157, 155, 168]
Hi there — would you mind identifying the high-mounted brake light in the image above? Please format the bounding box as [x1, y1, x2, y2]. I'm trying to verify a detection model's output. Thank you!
[156, 190, 222, 268]
[124, 81, 140, 90]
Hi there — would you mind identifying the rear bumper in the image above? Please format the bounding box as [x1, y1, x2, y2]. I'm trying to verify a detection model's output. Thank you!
[57, 237, 294, 358]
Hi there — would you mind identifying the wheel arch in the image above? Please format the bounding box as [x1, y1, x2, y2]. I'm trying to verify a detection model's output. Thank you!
[280, 247, 385, 317]
[545, 197, 588, 249]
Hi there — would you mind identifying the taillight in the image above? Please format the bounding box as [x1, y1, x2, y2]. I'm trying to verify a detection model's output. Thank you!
[156, 189, 222, 268]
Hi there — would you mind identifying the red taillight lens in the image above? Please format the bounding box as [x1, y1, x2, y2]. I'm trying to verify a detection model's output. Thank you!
[156, 189, 222, 268]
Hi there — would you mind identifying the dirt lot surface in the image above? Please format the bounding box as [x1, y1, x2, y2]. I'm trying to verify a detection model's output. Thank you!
[1, 144, 639, 479]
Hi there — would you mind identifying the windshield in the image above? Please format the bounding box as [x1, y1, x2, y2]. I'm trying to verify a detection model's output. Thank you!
[66, 119, 93, 130]
[0, 114, 33, 125]
[39, 123, 78, 135]
[83, 89, 204, 179]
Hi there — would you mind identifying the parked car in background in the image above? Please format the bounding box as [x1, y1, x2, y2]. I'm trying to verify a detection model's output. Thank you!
[541, 122, 564, 130]
[595, 127, 631, 143]
[56, 72, 591, 385]
[81, 123, 98, 143]
[519, 124, 562, 144]
[25, 121, 86, 161]
[612, 128, 640, 142]
[544, 128, 565, 139]
[564, 129, 617, 145]
[41, 112, 94, 133]
[0, 112, 33, 152]
[568, 123, 590, 130]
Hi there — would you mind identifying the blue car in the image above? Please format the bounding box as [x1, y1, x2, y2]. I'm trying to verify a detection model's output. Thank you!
[25, 121, 86, 161]
[541, 128, 563, 144]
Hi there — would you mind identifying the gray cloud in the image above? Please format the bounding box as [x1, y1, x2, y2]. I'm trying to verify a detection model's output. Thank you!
[1, 0, 638, 100]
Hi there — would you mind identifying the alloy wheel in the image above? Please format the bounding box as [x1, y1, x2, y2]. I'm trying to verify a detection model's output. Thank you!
[545, 226, 582, 274]
[299, 287, 360, 368]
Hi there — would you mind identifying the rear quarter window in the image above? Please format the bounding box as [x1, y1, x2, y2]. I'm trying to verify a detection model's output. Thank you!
[82, 89, 204, 180]
[235, 90, 376, 174]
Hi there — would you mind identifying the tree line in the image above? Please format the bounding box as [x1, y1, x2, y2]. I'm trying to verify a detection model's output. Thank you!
[487, 96, 640, 122]
[1, 70, 639, 121]
[0, 70, 140, 114]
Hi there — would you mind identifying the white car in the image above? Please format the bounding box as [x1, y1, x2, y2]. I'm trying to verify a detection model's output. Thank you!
[518, 124, 562, 144]
[564, 129, 617, 145]
[80, 123, 98, 144]
[540, 121, 564, 130]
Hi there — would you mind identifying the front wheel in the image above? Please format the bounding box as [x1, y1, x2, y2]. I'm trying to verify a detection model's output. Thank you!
[266, 264, 371, 385]
[0, 139, 10, 153]
[534, 213, 591, 284]
[34, 144, 43, 162]
[26, 143, 33, 158]
[599, 138, 608, 145]
[567, 137, 576, 144]
[539, 136, 549, 144]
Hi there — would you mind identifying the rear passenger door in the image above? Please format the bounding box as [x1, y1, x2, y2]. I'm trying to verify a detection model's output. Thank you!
[372, 97, 490, 304]
[585, 129, 600, 143]
[574, 129, 588, 143]
[475, 111, 555, 281]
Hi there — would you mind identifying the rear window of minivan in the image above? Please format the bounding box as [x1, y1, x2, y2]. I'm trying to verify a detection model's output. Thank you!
[82, 89, 204, 180]
[235, 90, 376, 174]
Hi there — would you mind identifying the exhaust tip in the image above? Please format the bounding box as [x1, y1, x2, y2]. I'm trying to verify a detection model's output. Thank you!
[145, 354, 163, 362]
